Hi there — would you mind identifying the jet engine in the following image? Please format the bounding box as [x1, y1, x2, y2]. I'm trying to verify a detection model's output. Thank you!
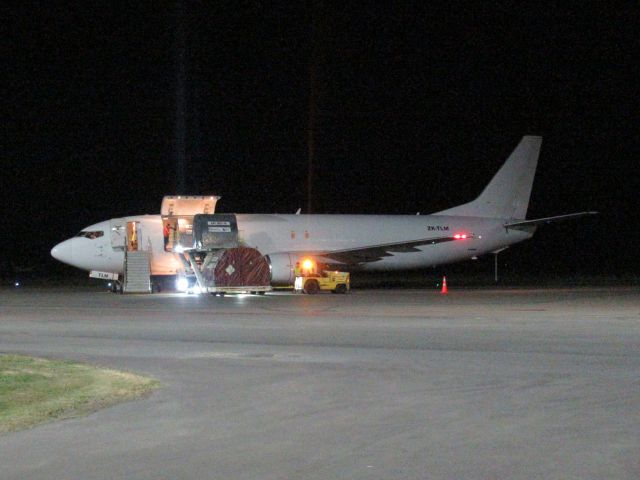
[266, 253, 296, 285]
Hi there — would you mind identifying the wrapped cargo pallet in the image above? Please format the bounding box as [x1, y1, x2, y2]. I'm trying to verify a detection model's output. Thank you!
[203, 247, 271, 294]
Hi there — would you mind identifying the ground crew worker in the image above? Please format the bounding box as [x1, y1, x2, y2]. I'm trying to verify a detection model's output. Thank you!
[163, 223, 170, 250]
[294, 262, 301, 277]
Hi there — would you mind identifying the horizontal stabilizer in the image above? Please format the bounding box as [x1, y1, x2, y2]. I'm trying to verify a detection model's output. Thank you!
[504, 211, 598, 229]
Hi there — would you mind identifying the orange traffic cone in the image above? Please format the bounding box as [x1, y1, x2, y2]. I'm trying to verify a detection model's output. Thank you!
[441, 276, 448, 294]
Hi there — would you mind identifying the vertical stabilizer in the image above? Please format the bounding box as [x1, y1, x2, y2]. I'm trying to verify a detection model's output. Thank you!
[436, 136, 542, 219]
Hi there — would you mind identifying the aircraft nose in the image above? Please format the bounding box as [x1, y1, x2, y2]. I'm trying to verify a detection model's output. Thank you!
[50, 239, 73, 264]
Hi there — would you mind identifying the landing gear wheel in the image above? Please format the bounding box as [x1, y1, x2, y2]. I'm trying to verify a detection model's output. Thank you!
[304, 280, 320, 295]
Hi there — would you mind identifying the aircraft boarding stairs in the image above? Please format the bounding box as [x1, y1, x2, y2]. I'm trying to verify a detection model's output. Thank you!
[123, 250, 151, 293]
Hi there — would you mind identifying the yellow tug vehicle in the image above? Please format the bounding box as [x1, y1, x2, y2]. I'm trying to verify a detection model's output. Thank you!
[293, 259, 350, 294]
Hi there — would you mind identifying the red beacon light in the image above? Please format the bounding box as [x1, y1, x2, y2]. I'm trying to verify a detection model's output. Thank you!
[454, 233, 469, 240]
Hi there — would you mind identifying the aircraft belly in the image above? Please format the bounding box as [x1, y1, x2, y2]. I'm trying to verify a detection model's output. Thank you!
[149, 251, 182, 275]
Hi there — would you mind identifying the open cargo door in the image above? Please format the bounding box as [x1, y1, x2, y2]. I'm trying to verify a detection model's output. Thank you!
[161, 196, 220, 216]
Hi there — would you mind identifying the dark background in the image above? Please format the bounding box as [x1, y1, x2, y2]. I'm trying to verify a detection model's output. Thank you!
[4, 2, 638, 281]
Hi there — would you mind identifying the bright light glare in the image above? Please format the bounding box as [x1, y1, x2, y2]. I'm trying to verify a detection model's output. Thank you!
[302, 259, 314, 270]
[14, 282, 20, 287]
[174, 244, 184, 253]
[454, 233, 468, 240]
[175, 277, 189, 291]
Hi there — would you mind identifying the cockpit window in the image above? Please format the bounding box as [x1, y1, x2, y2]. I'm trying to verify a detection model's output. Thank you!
[76, 231, 104, 239]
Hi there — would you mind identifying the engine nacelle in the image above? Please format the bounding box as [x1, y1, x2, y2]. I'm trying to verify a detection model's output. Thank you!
[266, 253, 296, 285]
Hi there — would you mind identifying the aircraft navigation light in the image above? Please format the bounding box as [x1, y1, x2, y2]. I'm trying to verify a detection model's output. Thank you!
[454, 234, 469, 239]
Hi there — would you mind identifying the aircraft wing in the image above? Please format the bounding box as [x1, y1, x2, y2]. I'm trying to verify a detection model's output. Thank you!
[504, 211, 598, 229]
[310, 235, 473, 265]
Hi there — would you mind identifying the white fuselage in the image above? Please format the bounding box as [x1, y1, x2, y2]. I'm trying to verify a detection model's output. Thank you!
[50, 136, 572, 284]
[50, 213, 533, 280]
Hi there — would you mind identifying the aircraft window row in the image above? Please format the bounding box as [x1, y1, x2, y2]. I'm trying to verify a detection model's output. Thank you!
[76, 231, 104, 239]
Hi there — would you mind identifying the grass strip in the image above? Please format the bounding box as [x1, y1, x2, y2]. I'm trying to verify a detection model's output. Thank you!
[0, 355, 159, 433]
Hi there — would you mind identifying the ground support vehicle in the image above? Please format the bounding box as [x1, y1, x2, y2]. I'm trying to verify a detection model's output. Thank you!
[294, 271, 350, 294]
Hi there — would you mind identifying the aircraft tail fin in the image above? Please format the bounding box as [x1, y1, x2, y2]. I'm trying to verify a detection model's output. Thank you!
[436, 136, 542, 219]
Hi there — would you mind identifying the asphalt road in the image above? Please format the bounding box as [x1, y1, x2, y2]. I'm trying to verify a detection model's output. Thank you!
[1, 287, 639, 479]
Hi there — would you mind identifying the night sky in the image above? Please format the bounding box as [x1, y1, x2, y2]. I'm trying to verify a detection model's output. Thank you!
[4, 2, 638, 279]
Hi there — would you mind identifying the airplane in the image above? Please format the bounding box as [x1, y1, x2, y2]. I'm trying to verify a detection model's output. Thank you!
[50, 136, 596, 290]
